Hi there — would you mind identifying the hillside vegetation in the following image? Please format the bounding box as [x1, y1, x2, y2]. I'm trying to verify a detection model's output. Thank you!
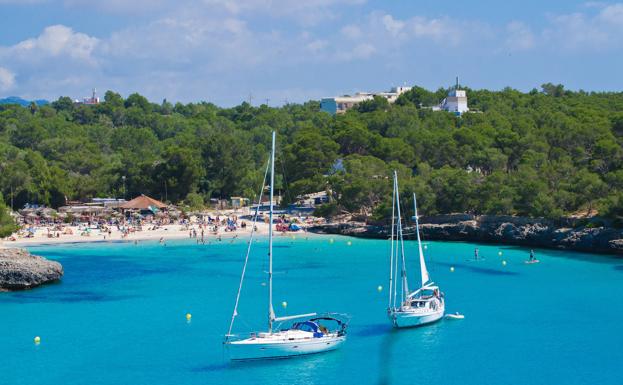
[1, 84, 622, 221]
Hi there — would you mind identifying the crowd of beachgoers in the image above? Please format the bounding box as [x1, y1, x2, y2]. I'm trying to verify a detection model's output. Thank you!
[2, 211, 323, 247]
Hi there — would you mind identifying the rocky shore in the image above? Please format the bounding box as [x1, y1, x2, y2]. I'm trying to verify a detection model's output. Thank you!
[308, 214, 623, 256]
[0, 248, 63, 291]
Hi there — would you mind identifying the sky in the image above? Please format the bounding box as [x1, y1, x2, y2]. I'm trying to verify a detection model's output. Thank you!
[0, 0, 622, 106]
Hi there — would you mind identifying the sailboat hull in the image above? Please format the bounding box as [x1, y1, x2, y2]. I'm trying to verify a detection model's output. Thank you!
[225, 335, 346, 361]
[389, 304, 445, 328]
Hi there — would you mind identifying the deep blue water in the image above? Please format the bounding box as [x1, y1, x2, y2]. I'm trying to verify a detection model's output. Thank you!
[2, 236, 622, 385]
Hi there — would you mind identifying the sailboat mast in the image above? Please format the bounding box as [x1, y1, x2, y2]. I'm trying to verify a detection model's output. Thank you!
[413, 193, 430, 287]
[388, 172, 396, 310]
[394, 172, 409, 303]
[268, 131, 276, 332]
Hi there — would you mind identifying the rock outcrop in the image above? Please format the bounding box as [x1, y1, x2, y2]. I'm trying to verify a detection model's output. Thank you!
[0, 248, 63, 291]
[308, 215, 623, 255]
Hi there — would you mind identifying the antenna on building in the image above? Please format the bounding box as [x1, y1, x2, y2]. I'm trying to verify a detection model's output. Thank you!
[92, 88, 97, 100]
[456, 76, 459, 90]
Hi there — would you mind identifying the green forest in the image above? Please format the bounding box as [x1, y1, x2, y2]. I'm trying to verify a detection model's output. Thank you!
[1, 83, 623, 221]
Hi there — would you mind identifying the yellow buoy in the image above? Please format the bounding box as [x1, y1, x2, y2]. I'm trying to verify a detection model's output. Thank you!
[450, 266, 455, 272]
[186, 313, 192, 321]
[377, 285, 383, 292]
[502, 260, 507, 266]
[282, 301, 288, 308]
[329, 238, 334, 244]
[34, 336, 41, 344]
[347, 241, 352, 246]
[498, 251, 503, 256]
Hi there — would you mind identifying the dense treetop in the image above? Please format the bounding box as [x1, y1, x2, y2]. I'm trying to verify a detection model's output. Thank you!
[1, 84, 622, 221]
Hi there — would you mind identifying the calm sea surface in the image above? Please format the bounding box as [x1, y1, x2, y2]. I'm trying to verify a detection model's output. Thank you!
[2, 236, 622, 385]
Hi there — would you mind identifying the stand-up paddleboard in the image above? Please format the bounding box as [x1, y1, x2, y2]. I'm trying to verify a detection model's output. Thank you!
[445, 312, 464, 320]
[524, 260, 540, 264]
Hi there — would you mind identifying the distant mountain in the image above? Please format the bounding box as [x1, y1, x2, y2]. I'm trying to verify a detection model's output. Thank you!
[0, 96, 49, 106]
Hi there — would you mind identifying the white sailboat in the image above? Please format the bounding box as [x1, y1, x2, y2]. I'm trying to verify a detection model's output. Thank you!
[387, 171, 445, 328]
[224, 131, 348, 361]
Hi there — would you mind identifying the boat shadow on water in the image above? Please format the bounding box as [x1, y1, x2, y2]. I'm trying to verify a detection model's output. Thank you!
[350, 323, 393, 338]
[376, 321, 446, 385]
[191, 346, 343, 373]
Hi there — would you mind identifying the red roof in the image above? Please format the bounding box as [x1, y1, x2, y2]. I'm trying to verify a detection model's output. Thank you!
[120, 194, 167, 210]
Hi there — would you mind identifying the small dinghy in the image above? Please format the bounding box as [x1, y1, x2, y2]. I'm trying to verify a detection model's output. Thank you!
[445, 312, 464, 320]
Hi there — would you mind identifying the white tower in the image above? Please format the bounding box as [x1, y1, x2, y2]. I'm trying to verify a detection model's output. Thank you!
[440, 77, 468, 115]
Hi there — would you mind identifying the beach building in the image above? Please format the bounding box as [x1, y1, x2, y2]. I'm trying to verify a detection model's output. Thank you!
[120, 194, 167, 214]
[91, 198, 127, 209]
[320, 86, 411, 115]
[435, 78, 469, 115]
[230, 197, 250, 208]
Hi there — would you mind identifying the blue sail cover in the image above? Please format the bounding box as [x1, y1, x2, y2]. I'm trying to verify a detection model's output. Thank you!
[292, 321, 323, 337]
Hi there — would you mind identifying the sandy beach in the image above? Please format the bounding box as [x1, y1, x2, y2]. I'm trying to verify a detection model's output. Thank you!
[0, 220, 308, 248]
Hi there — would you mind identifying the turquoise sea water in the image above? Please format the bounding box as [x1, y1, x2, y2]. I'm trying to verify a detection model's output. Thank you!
[2, 236, 623, 385]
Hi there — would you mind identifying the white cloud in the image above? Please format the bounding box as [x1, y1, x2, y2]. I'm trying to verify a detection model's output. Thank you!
[99, 15, 268, 72]
[506, 21, 535, 51]
[201, 0, 366, 25]
[306, 39, 328, 53]
[598, 3, 623, 24]
[335, 43, 376, 61]
[340, 24, 362, 39]
[0, 67, 15, 92]
[63, 0, 167, 14]
[0, 0, 46, 3]
[325, 12, 475, 63]
[381, 14, 406, 37]
[6, 25, 98, 63]
[542, 4, 623, 51]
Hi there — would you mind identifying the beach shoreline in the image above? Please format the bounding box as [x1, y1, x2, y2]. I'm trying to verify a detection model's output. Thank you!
[0, 221, 316, 248]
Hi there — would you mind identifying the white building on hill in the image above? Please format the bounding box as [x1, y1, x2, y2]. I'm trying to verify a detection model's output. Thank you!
[437, 78, 469, 115]
[320, 86, 411, 115]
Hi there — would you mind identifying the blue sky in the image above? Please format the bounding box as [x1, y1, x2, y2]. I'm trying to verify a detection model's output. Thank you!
[1, 0, 622, 106]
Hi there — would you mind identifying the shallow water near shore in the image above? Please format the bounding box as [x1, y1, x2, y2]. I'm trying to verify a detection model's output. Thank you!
[2, 236, 622, 385]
